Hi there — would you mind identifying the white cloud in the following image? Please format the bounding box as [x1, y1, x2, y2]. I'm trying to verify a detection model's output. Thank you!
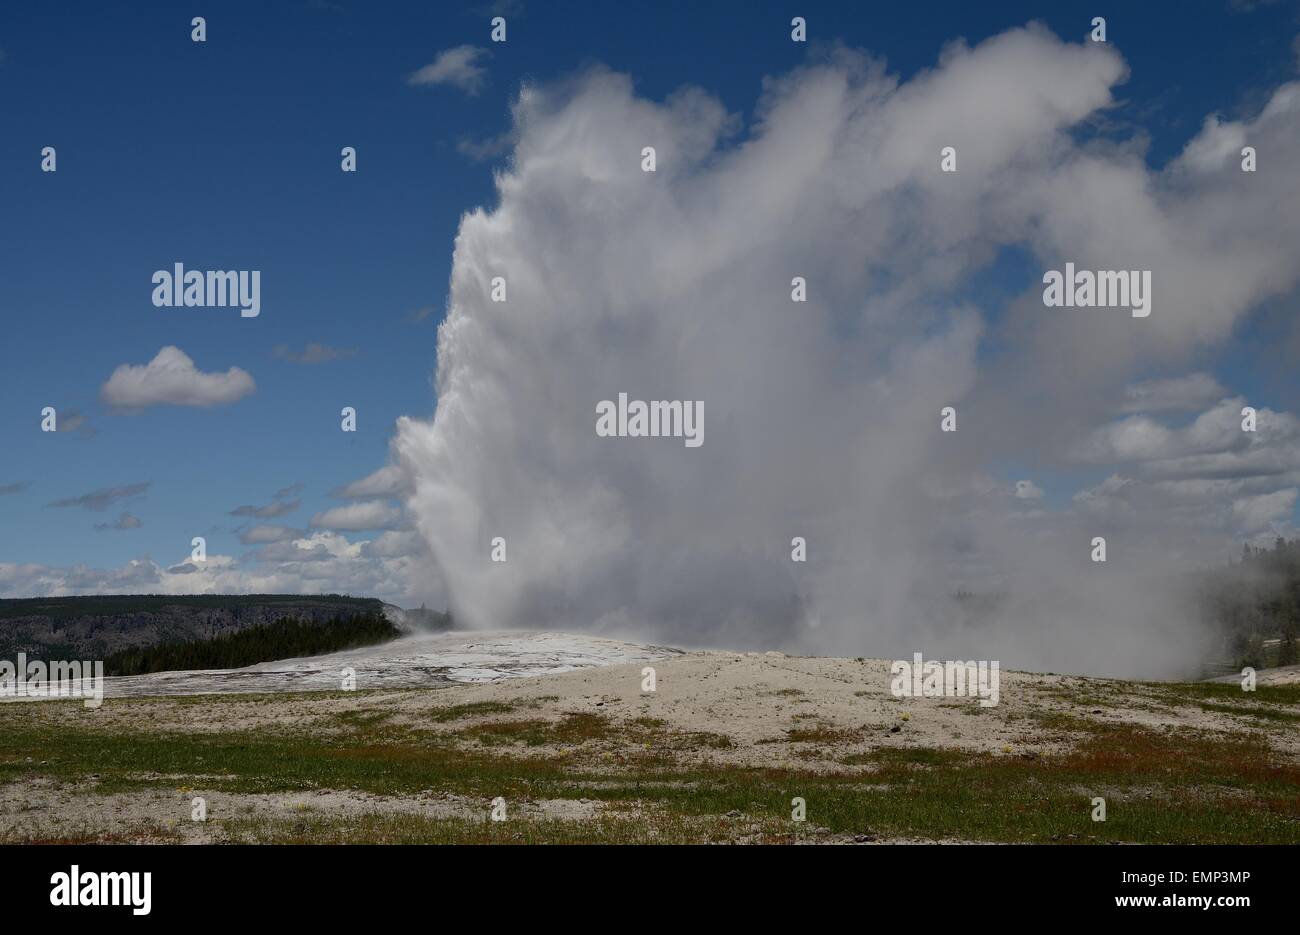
[1120, 373, 1226, 414]
[1174, 114, 1250, 175]
[0, 532, 444, 608]
[364, 529, 430, 559]
[310, 500, 402, 531]
[254, 531, 356, 563]
[1076, 415, 1180, 462]
[239, 525, 299, 544]
[332, 465, 410, 499]
[1070, 391, 1300, 543]
[1232, 488, 1298, 532]
[1080, 398, 1300, 476]
[100, 346, 254, 409]
[1013, 480, 1044, 500]
[408, 45, 489, 94]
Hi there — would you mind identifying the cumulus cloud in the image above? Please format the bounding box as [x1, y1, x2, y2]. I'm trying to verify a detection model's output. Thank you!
[310, 500, 403, 531]
[0, 558, 163, 595]
[1071, 391, 1300, 546]
[0, 531, 444, 607]
[1079, 398, 1298, 473]
[363, 529, 429, 559]
[383, 25, 1300, 678]
[408, 45, 489, 94]
[1232, 488, 1298, 532]
[100, 346, 255, 410]
[253, 536, 338, 563]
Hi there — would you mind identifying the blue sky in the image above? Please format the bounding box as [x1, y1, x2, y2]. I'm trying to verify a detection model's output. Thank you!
[2, 0, 1299, 603]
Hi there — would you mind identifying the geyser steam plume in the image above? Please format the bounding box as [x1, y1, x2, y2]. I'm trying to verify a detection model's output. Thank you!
[394, 25, 1300, 678]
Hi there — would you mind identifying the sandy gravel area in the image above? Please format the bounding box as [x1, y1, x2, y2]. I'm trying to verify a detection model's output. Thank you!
[3, 650, 1296, 842]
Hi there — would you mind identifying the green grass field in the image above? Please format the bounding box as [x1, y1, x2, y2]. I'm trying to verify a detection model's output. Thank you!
[1, 679, 1296, 844]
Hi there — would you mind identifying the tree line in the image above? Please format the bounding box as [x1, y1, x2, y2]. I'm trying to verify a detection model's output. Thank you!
[1201, 537, 1300, 669]
[103, 612, 401, 676]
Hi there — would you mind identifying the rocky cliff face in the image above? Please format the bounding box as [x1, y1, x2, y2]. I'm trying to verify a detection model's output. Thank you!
[0, 595, 390, 659]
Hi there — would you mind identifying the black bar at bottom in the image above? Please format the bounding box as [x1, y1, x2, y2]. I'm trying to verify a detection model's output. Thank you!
[2, 843, 1282, 920]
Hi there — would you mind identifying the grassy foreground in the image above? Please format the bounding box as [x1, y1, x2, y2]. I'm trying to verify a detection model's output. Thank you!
[1, 675, 1297, 845]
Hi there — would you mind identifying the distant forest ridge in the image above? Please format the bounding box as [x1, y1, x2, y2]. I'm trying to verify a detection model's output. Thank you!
[103, 612, 401, 676]
[0, 593, 383, 621]
[1202, 537, 1300, 669]
[0, 593, 441, 663]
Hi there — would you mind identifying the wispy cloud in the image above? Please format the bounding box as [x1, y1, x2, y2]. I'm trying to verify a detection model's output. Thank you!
[456, 131, 515, 162]
[273, 342, 357, 364]
[49, 482, 150, 512]
[238, 524, 300, 544]
[231, 499, 300, 518]
[311, 500, 402, 530]
[473, 0, 524, 16]
[94, 512, 142, 531]
[408, 45, 489, 95]
[331, 465, 409, 499]
[48, 409, 95, 438]
[1120, 373, 1227, 414]
[231, 483, 302, 518]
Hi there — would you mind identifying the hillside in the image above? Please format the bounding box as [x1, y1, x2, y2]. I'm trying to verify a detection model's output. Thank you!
[0, 594, 393, 660]
[1201, 538, 1300, 669]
